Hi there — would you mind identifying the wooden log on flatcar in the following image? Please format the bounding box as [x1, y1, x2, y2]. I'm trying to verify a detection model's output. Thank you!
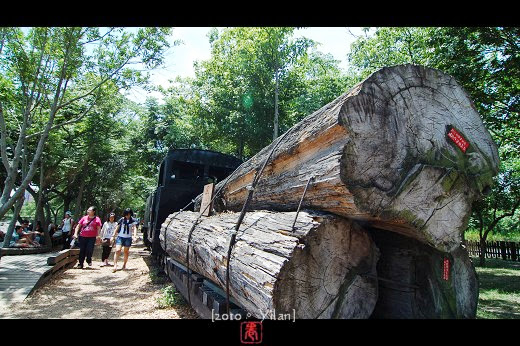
[194, 64, 499, 253]
[369, 228, 478, 318]
[160, 210, 380, 319]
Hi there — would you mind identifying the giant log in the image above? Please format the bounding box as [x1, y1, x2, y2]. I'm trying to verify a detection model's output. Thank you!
[369, 228, 478, 318]
[195, 64, 499, 252]
[159, 210, 380, 319]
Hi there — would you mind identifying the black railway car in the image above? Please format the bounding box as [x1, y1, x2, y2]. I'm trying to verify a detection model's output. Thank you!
[142, 149, 242, 258]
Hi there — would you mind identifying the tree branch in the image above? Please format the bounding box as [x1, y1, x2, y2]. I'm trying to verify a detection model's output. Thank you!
[0, 102, 11, 171]
[484, 199, 520, 239]
[25, 92, 100, 140]
[55, 54, 134, 112]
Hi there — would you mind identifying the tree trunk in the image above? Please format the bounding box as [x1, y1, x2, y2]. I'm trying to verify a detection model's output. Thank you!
[479, 238, 487, 267]
[273, 71, 279, 140]
[196, 64, 500, 253]
[2, 196, 24, 248]
[63, 195, 72, 219]
[41, 196, 52, 248]
[74, 173, 86, 218]
[35, 162, 45, 226]
[160, 210, 380, 319]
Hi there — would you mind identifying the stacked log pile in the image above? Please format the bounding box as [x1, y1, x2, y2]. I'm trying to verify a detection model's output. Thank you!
[160, 64, 499, 319]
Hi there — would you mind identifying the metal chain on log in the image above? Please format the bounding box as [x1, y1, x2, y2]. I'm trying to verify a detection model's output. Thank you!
[225, 129, 292, 314]
[291, 175, 315, 233]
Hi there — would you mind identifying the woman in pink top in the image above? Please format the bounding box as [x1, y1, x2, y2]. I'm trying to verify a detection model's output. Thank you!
[73, 206, 102, 269]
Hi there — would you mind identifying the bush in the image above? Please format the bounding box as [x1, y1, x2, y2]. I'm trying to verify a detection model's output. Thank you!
[156, 285, 184, 309]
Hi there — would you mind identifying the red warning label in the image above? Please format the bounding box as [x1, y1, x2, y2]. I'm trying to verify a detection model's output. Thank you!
[443, 258, 450, 281]
[447, 127, 469, 153]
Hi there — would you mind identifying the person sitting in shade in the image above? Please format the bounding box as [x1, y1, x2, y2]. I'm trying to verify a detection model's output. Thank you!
[31, 221, 44, 245]
[10, 225, 39, 247]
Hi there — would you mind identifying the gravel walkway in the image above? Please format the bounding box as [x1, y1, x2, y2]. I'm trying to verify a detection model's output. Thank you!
[0, 241, 198, 319]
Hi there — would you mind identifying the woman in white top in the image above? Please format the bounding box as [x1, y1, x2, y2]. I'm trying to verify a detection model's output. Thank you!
[60, 211, 74, 250]
[100, 212, 117, 267]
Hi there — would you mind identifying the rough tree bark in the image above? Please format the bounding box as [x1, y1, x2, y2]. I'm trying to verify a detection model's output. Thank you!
[196, 64, 499, 253]
[159, 210, 380, 319]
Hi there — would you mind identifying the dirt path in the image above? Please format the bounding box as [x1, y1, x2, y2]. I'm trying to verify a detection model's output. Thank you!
[0, 241, 198, 319]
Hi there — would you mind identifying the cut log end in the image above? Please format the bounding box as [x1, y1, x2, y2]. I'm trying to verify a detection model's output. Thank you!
[273, 215, 379, 319]
[339, 64, 499, 251]
[369, 228, 478, 319]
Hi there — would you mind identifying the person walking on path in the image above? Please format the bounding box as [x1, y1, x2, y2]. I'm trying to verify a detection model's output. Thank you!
[100, 212, 117, 267]
[60, 211, 75, 250]
[73, 206, 102, 269]
[111, 208, 138, 272]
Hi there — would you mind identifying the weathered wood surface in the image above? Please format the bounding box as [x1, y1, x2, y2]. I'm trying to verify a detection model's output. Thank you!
[47, 249, 70, 265]
[0, 252, 56, 312]
[200, 183, 214, 216]
[160, 210, 379, 319]
[369, 228, 478, 318]
[0, 246, 52, 256]
[195, 64, 499, 252]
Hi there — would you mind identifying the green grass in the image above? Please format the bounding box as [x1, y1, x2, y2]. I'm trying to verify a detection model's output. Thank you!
[156, 285, 185, 309]
[149, 266, 168, 285]
[472, 258, 520, 319]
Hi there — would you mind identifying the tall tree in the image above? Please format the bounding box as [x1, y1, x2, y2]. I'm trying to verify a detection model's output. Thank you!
[0, 27, 172, 246]
[189, 27, 348, 159]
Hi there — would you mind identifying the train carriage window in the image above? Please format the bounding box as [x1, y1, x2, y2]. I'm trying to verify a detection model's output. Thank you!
[170, 161, 205, 182]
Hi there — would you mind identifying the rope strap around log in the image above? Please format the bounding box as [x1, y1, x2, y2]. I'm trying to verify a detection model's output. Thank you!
[291, 175, 315, 233]
[225, 129, 291, 314]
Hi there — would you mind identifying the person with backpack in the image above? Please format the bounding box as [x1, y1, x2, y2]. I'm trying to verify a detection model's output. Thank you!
[72, 206, 102, 269]
[60, 211, 75, 250]
[111, 208, 138, 272]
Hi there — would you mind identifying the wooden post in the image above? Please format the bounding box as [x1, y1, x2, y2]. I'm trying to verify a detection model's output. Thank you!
[500, 241, 507, 260]
[511, 242, 517, 261]
[200, 183, 215, 217]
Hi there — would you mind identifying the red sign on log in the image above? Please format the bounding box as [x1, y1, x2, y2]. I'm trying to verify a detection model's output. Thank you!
[447, 127, 470, 153]
[442, 258, 450, 281]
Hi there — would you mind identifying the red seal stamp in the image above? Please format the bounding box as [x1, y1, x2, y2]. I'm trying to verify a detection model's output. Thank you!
[240, 321, 263, 344]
